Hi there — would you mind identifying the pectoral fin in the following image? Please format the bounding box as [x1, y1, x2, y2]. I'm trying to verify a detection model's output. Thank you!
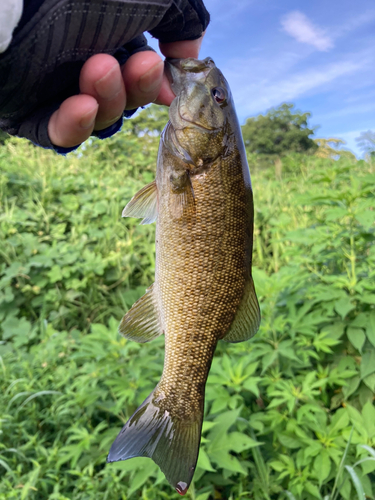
[169, 171, 195, 219]
[119, 284, 163, 343]
[122, 180, 158, 224]
[222, 276, 260, 343]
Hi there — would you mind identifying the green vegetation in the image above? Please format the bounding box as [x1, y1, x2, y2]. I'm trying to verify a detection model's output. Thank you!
[242, 103, 318, 177]
[0, 106, 374, 500]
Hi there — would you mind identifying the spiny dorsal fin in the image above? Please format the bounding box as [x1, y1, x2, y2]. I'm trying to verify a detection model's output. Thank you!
[122, 180, 158, 225]
[222, 275, 260, 343]
[119, 284, 163, 343]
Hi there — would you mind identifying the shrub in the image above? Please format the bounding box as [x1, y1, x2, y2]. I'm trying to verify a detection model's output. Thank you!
[0, 108, 374, 499]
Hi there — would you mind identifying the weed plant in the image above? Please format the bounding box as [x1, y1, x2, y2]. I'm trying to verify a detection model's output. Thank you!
[0, 107, 374, 499]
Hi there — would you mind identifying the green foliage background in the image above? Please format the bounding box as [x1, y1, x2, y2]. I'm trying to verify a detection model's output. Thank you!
[242, 103, 318, 158]
[0, 106, 374, 500]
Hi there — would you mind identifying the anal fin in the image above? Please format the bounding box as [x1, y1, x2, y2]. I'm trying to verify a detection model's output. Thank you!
[222, 275, 260, 343]
[122, 180, 158, 224]
[119, 283, 163, 343]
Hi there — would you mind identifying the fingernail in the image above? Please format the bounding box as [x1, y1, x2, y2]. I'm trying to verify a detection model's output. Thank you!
[138, 61, 164, 93]
[80, 105, 98, 129]
[94, 64, 122, 100]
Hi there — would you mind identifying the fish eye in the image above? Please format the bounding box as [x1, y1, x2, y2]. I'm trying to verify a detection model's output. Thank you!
[212, 87, 226, 104]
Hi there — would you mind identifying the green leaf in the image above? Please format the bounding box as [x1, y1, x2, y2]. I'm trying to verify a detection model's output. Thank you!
[347, 327, 366, 352]
[261, 350, 278, 373]
[340, 476, 352, 500]
[360, 350, 375, 379]
[17, 390, 62, 411]
[305, 481, 322, 499]
[128, 463, 157, 495]
[269, 460, 285, 472]
[284, 491, 297, 500]
[47, 264, 63, 283]
[314, 449, 331, 485]
[107, 457, 151, 472]
[0, 458, 13, 475]
[228, 432, 262, 453]
[313, 332, 341, 353]
[345, 466, 366, 500]
[360, 293, 375, 305]
[360, 445, 375, 459]
[267, 398, 287, 409]
[365, 311, 375, 348]
[1, 315, 32, 346]
[278, 434, 301, 449]
[243, 376, 261, 397]
[211, 451, 246, 475]
[201, 422, 217, 433]
[210, 395, 231, 414]
[196, 493, 211, 500]
[345, 405, 364, 429]
[342, 375, 360, 398]
[335, 297, 355, 319]
[363, 372, 375, 391]
[197, 449, 216, 472]
[330, 408, 350, 433]
[207, 408, 241, 449]
[278, 340, 299, 361]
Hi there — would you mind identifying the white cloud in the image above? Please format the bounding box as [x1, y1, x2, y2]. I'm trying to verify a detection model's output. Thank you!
[318, 101, 375, 121]
[226, 58, 362, 118]
[257, 61, 359, 104]
[281, 11, 333, 51]
[333, 9, 375, 38]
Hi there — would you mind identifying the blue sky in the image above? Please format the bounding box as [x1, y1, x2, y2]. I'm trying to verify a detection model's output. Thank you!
[149, 0, 375, 157]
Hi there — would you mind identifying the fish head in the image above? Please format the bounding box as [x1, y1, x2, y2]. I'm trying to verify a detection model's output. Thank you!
[165, 57, 236, 169]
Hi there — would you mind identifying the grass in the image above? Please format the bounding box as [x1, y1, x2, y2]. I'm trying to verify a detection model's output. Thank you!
[0, 107, 374, 499]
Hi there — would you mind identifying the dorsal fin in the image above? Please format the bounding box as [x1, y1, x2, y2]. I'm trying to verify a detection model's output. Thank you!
[122, 180, 158, 225]
[119, 284, 163, 343]
[222, 275, 260, 343]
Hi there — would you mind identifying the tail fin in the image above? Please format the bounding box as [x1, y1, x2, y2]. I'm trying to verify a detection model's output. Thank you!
[107, 391, 203, 495]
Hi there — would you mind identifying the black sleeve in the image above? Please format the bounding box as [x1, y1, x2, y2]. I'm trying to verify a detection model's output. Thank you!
[0, 0, 210, 151]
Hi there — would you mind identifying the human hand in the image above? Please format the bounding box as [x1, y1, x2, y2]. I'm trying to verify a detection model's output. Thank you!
[48, 36, 204, 149]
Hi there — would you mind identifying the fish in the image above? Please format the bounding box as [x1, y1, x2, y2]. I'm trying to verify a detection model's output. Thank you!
[107, 57, 260, 495]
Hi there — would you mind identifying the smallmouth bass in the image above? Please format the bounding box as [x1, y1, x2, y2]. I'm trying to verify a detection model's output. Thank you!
[107, 57, 260, 495]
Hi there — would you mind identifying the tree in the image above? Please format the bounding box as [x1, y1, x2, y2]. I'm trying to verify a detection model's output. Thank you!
[356, 130, 375, 159]
[242, 103, 318, 155]
[241, 103, 318, 177]
[314, 138, 356, 160]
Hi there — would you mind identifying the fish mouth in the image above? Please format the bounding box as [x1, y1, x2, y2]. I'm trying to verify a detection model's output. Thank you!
[165, 57, 215, 90]
[166, 58, 217, 132]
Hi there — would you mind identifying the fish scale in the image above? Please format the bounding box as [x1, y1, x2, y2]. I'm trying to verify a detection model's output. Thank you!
[107, 57, 260, 496]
